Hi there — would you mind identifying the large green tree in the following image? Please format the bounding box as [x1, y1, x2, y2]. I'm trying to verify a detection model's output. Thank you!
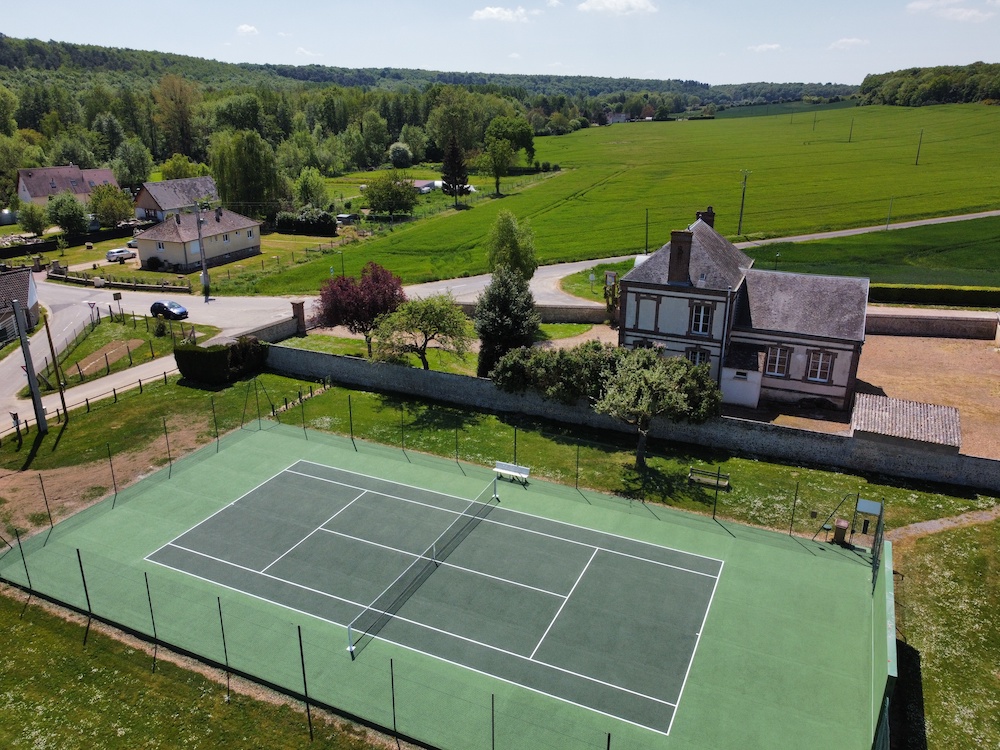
[484, 209, 538, 280]
[0, 83, 19, 136]
[485, 115, 535, 164]
[480, 136, 514, 197]
[440, 134, 469, 208]
[594, 348, 721, 468]
[160, 153, 210, 180]
[45, 192, 88, 237]
[473, 266, 540, 378]
[88, 183, 134, 227]
[209, 129, 283, 218]
[294, 166, 328, 209]
[375, 293, 472, 370]
[111, 137, 153, 191]
[363, 169, 417, 220]
[153, 74, 201, 158]
[18, 202, 47, 236]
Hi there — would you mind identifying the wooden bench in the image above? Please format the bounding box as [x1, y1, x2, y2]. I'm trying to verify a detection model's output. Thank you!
[494, 461, 530, 486]
[688, 466, 730, 490]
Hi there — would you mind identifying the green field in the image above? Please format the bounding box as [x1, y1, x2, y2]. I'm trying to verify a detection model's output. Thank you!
[212, 104, 1000, 294]
[741, 215, 1000, 286]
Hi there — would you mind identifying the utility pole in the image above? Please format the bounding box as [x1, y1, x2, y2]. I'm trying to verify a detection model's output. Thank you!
[644, 208, 649, 254]
[12, 300, 47, 435]
[178, 203, 211, 302]
[737, 170, 751, 235]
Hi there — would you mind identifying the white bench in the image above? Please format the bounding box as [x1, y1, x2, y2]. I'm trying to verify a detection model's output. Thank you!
[494, 461, 530, 486]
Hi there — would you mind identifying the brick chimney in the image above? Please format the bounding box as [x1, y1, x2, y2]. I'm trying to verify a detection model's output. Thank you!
[667, 230, 693, 284]
[696, 206, 715, 228]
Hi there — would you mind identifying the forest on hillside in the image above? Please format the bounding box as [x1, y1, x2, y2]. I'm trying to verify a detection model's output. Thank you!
[860, 62, 1000, 105]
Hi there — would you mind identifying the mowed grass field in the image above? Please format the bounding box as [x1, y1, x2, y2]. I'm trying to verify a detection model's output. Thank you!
[255, 104, 1000, 293]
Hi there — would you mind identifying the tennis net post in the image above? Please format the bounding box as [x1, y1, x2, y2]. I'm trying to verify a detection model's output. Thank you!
[347, 487, 499, 660]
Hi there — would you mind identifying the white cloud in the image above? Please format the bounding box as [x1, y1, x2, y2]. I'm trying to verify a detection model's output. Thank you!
[471, 6, 530, 21]
[236, 24, 258, 36]
[547, 0, 563, 5]
[907, 0, 995, 20]
[277, 31, 293, 38]
[748, 43, 781, 53]
[509, 52, 522, 58]
[828, 37, 869, 50]
[296, 47, 323, 58]
[577, 0, 657, 15]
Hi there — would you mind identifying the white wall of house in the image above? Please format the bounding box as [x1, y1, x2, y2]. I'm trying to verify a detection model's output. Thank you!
[721, 368, 762, 408]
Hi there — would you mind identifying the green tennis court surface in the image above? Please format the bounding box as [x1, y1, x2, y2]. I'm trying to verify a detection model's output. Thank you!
[0, 424, 891, 749]
[147, 460, 722, 736]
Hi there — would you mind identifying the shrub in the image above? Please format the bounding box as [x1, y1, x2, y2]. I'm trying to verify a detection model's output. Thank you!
[275, 206, 338, 236]
[541, 162, 551, 172]
[491, 341, 624, 404]
[146, 256, 162, 271]
[174, 336, 268, 385]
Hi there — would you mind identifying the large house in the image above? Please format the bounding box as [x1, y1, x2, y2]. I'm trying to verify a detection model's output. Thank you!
[17, 166, 119, 206]
[134, 208, 261, 273]
[0, 267, 40, 345]
[133, 176, 220, 222]
[618, 207, 869, 410]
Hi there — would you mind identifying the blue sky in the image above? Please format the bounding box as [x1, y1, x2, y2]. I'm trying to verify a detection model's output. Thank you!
[3, 0, 998, 85]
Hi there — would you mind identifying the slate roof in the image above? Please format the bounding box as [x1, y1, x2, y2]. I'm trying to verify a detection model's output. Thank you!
[137, 209, 259, 243]
[18, 166, 118, 200]
[734, 269, 869, 342]
[852, 393, 961, 449]
[622, 218, 753, 291]
[0, 267, 31, 305]
[137, 177, 220, 212]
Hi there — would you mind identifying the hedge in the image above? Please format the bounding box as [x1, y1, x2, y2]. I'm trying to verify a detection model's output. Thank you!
[869, 284, 1000, 307]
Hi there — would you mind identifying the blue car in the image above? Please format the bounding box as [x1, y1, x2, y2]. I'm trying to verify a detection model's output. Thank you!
[150, 300, 188, 320]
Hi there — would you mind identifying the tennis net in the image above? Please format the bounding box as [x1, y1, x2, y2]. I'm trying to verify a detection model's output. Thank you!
[348, 488, 500, 659]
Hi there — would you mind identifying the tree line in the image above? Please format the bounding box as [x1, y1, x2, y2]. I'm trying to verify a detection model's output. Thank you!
[0, 35, 863, 211]
[860, 62, 1000, 106]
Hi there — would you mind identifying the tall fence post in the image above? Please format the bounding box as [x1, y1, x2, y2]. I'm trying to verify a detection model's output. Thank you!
[144, 571, 158, 673]
[38, 474, 54, 530]
[13, 529, 32, 590]
[76, 548, 93, 645]
[108, 443, 119, 507]
[211, 396, 220, 452]
[348, 394, 356, 450]
[297, 625, 313, 741]
[218, 598, 231, 702]
[163, 418, 173, 477]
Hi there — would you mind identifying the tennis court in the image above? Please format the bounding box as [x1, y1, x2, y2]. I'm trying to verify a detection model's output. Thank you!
[0, 424, 891, 750]
[146, 459, 723, 736]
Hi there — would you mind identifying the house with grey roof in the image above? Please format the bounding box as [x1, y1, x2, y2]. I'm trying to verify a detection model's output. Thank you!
[133, 177, 220, 222]
[618, 207, 869, 410]
[134, 208, 260, 273]
[0, 267, 40, 345]
[17, 166, 119, 206]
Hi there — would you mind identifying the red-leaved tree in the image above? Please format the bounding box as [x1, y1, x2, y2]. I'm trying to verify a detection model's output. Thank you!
[318, 262, 406, 356]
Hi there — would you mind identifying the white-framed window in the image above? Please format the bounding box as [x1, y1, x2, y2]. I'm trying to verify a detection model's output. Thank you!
[223, 233, 230, 243]
[247, 228, 254, 239]
[765, 346, 791, 377]
[156, 241, 165, 252]
[806, 351, 834, 383]
[686, 348, 710, 366]
[688, 303, 713, 336]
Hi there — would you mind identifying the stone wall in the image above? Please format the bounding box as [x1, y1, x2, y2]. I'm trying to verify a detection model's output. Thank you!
[243, 316, 299, 343]
[457, 302, 608, 324]
[865, 310, 998, 340]
[267, 345, 1000, 493]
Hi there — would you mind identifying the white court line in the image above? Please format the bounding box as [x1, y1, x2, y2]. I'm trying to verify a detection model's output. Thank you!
[154, 543, 672, 737]
[152, 540, 677, 712]
[665, 559, 725, 735]
[317, 526, 567, 599]
[260, 489, 367, 573]
[296, 459, 724, 568]
[530, 547, 599, 659]
[289, 465, 720, 580]
[144, 467, 291, 561]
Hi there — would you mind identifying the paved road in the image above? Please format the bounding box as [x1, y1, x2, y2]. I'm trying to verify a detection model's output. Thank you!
[4, 208, 997, 430]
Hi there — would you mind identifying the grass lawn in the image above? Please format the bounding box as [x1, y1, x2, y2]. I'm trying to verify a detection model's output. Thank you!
[743, 214, 1000, 286]
[0, 586, 381, 750]
[196, 104, 999, 296]
[25, 314, 220, 395]
[893, 519, 1000, 750]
